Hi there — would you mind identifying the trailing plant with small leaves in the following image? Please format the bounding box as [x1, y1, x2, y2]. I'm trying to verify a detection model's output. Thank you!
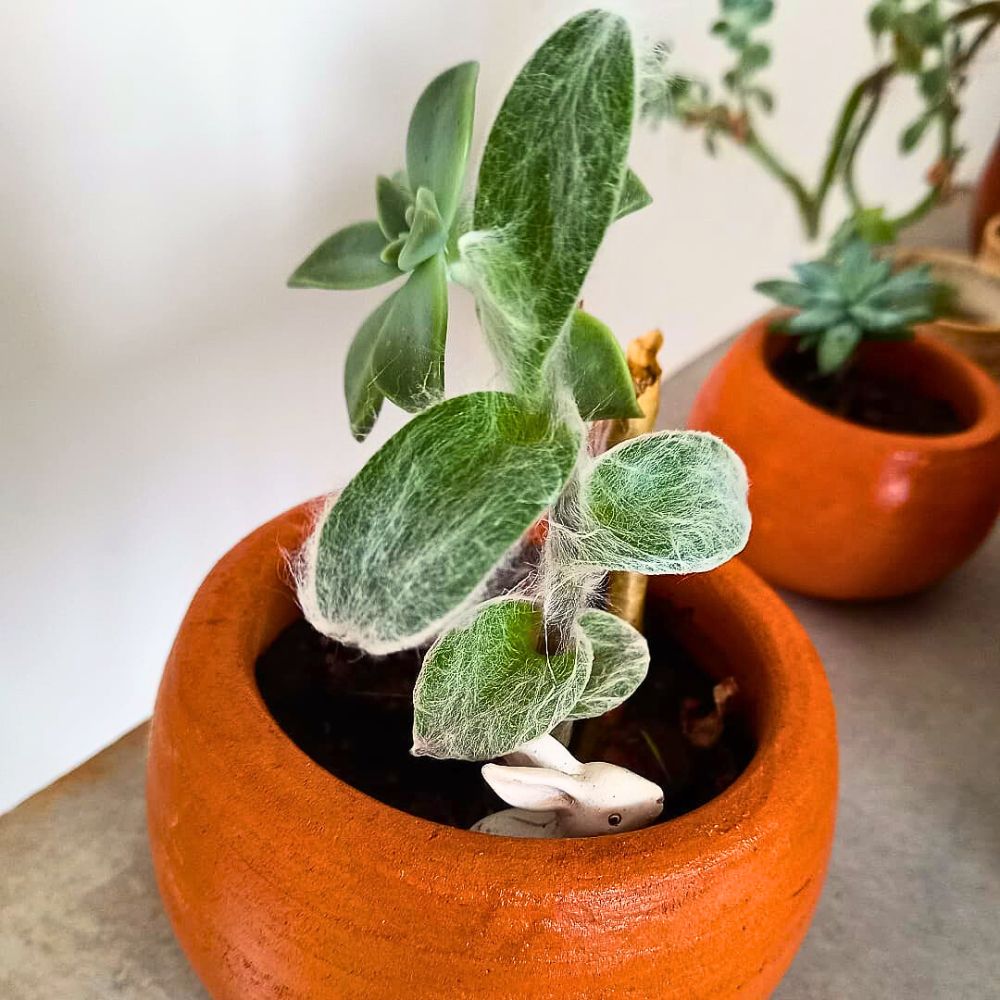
[289, 11, 750, 778]
[643, 0, 1000, 241]
[757, 239, 939, 373]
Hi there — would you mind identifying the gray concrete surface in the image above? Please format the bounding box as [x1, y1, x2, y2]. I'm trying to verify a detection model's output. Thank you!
[2, 194, 998, 998]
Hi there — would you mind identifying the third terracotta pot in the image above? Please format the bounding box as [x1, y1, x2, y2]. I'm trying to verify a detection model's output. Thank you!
[688, 318, 1000, 600]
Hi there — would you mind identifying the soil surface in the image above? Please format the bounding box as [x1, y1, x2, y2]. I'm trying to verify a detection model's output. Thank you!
[256, 612, 755, 831]
[770, 345, 968, 435]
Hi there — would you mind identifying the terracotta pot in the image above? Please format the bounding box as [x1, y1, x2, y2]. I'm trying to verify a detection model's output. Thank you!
[689, 319, 1000, 600]
[891, 241, 1000, 380]
[148, 502, 837, 999]
[971, 128, 1000, 253]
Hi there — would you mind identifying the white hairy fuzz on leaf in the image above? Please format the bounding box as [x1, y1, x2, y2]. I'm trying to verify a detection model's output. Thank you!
[576, 430, 751, 574]
[297, 392, 580, 655]
[566, 610, 650, 721]
[412, 599, 593, 761]
[466, 10, 635, 393]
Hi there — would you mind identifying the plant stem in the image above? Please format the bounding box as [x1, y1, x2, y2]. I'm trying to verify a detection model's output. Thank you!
[686, 2, 1000, 243]
[742, 128, 819, 236]
[841, 81, 886, 215]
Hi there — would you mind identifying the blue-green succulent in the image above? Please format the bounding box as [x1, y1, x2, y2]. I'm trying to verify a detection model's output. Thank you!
[756, 239, 939, 374]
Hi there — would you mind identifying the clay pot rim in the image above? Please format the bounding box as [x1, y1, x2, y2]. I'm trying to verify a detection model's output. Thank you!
[888, 245, 1000, 334]
[164, 501, 832, 882]
[752, 315, 1000, 452]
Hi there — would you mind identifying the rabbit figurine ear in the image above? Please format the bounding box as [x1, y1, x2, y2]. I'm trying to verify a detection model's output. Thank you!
[481, 763, 579, 813]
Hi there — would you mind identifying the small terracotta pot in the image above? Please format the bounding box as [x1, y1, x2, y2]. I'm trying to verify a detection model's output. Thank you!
[972, 129, 1000, 253]
[148, 502, 837, 999]
[689, 319, 1000, 600]
[891, 240, 1000, 380]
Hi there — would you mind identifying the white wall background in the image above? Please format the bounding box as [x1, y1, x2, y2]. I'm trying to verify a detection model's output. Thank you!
[2, 0, 997, 811]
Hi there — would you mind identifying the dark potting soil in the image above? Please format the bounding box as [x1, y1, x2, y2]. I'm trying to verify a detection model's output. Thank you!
[255, 613, 756, 832]
[770, 345, 968, 435]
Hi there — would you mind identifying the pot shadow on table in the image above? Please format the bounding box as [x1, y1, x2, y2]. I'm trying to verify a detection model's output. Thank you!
[772, 526, 1000, 999]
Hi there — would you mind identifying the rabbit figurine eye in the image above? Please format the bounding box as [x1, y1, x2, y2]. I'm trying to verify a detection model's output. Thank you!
[607, 813, 623, 827]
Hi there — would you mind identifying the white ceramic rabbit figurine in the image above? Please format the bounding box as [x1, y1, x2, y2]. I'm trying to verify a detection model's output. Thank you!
[471, 734, 664, 838]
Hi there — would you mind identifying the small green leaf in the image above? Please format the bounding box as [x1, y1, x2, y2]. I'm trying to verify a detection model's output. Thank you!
[577, 430, 750, 574]
[849, 207, 899, 247]
[406, 61, 479, 226]
[868, 0, 897, 39]
[788, 305, 847, 333]
[303, 392, 581, 653]
[375, 174, 413, 240]
[614, 168, 653, 222]
[919, 64, 948, 101]
[847, 304, 908, 332]
[792, 260, 837, 288]
[565, 609, 649, 721]
[741, 42, 770, 72]
[749, 86, 775, 113]
[396, 187, 448, 272]
[412, 598, 592, 760]
[866, 265, 936, 306]
[900, 114, 932, 153]
[755, 278, 815, 309]
[470, 11, 635, 392]
[372, 253, 448, 412]
[343, 293, 395, 441]
[379, 235, 406, 266]
[288, 221, 399, 290]
[817, 322, 862, 374]
[564, 309, 642, 422]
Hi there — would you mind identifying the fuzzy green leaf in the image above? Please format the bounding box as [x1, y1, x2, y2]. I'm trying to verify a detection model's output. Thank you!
[577, 430, 750, 574]
[344, 293, 395, 441]
[372, 253, 448, 412]
[288, 221, 399, 290]
[614, 168, 653, 222]
[302, 392, 581, 654]
[412, 598, 592, 760]
[376, 174, 413, 240]
[406, 61, 479, 226]
[564, 609, 649, 721]
[565, 309, 642, 421]
[397, 188, 448, 272]
[817, 322, 862, 374]
[470, 11, 635, 391]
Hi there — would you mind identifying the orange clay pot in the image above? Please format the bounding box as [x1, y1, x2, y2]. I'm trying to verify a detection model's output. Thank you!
[689, 318, 1000, 600]
[147, 502, 837, 1000]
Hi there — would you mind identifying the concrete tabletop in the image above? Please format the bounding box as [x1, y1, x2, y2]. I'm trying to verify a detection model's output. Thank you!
[2, 197, 998, 999]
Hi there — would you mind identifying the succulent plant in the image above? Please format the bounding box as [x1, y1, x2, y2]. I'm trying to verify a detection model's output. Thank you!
[756, 239, 939, 374]
[287, 10, 751, 809]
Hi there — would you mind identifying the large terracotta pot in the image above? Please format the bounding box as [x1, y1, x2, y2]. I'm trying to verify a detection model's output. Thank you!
[689, 319, 1000, 600]
[148, 502, 837, 1000]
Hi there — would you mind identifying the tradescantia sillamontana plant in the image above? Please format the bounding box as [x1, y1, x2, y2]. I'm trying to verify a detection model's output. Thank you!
[288, 11, 750, 771]
[756, 239, 940, 374]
